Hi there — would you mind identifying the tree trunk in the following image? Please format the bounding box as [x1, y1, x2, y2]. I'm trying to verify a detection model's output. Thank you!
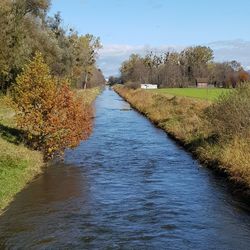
[83, 72, 88, 89]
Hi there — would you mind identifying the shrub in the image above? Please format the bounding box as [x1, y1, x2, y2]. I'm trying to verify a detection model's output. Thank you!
[44, 84, 92, 156]
[12, 52, 92, 158]
[125, 81, 140, 89]
[205, 83, 250, 141]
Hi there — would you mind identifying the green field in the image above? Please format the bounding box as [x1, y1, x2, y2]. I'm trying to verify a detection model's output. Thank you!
[149, 88, 232, 101]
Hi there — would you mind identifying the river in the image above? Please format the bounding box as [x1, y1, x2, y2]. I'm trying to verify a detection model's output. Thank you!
[0, 88, 250, 249]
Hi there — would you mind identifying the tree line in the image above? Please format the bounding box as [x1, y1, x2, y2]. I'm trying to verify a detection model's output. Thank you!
[114, 46, 249, 88]
[0, 0, 105, 158]
[0, 0, 105, 93]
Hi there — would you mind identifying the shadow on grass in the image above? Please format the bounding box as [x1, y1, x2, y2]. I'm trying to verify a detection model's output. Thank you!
[188, 133, 219, 150]
[0, 124, 26, 145]
[0, 123, 42, 155]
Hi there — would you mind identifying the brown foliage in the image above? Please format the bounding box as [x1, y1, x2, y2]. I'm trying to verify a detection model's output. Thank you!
[238, 71, 250, 82]
[44, 84, 92, 156]
[12, 52, 92, 158]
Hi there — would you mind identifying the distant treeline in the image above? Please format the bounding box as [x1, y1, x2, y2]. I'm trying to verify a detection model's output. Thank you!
[0, 0, 105, 92]
[110, 46, 249, 88]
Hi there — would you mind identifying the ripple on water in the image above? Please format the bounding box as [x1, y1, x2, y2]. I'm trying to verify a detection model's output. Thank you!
[0, 88, 250, 249]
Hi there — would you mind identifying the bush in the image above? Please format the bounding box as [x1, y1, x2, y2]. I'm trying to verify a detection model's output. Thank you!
[44, 84, 92, 156]
[12, 52, 92, 158]
[205, 83, 250, 141]
[125, 81, 140, 89]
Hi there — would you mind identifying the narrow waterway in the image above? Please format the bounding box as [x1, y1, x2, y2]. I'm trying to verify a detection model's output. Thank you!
[0, 88, 250, 249]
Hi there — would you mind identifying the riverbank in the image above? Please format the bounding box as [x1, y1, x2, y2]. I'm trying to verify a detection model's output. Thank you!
[0, 88, 101, 214]
[114, 85, 250, 195]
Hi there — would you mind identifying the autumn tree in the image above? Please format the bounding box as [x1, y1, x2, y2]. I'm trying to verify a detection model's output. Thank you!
[12, 53, 92, 158]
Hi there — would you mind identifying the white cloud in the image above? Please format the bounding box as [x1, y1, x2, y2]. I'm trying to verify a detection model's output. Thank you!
[97, 40, 250, 77]
[209, 40, 250, 70]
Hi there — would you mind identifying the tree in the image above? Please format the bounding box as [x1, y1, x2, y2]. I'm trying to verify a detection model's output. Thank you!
[181, 46, 213, 81]
[120, 54, 149, 84]
[88, 68, 106, 88]
[238, 70, 250, 83]
[0, 0, 51, 92]
[13, 0, 51, 19]
[119, 46, 250, 89]
[158, 52, 184, 87]
[69, 33, 102, 88]
[0, 1, 102, 93]
[12, 53, 92, 158]
[108, 76, 122, 85]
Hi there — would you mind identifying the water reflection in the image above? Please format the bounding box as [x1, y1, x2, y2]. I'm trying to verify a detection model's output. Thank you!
[0, 164, 89, 249]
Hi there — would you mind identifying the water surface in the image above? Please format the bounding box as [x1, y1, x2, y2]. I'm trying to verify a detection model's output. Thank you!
[0, 88, 250, 249]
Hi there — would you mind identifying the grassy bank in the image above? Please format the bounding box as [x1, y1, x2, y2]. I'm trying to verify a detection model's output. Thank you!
[114, 85, 250, 192]
[0, 88, 100, 213]
[76, 87, 102, 104]
[0, 96, 44, 212]
[150, 88, 231, 101]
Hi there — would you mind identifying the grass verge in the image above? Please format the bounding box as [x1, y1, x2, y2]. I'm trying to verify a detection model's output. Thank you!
[76, 87, 102, 104]
[0, 96, 44, 213]
[0, 138, 44, 212]
[114, 85, 250, 194]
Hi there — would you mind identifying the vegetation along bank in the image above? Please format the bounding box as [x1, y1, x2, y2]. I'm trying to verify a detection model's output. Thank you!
[114, 85, 250, 195]
[0, 86, 100, 214]
[0, 0, 105, 213]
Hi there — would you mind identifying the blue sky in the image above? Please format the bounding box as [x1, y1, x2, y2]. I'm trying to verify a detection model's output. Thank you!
[50, 0, 250, 76]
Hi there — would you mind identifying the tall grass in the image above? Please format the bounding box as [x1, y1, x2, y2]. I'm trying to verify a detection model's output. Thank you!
[114, 85, 250, 189]
[205, 85, 250, 140]
[76, 87, 102, 104]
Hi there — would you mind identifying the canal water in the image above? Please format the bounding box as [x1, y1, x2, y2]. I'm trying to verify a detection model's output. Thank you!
[0, 88, 250, 249]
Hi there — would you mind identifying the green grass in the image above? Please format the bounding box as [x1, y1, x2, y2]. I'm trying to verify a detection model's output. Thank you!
[0, 138, 43, 212]
[0, 96, 44, 213]
[149, 88, 232, 101]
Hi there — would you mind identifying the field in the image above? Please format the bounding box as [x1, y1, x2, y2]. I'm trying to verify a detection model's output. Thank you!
[149, 88, 232, 101]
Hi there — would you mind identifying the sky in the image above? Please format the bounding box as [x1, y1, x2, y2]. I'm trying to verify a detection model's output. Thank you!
[50, 0, 250, 77]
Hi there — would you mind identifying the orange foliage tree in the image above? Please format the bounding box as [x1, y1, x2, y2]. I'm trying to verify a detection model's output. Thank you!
[238, 70, 250, 83]
[12, 52, 92, 158]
